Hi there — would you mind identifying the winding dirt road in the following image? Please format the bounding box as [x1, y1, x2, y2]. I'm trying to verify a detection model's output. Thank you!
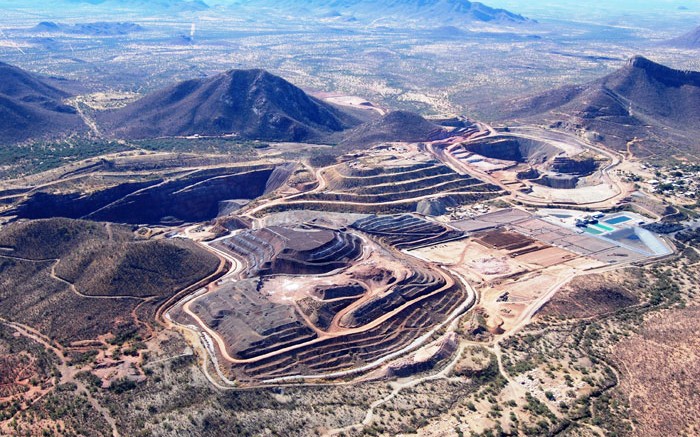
[0, 319, 121, 437]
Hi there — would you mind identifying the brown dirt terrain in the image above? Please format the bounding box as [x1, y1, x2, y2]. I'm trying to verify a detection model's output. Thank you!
[613, 306, 700, 437]
[540, 270, 641, 319]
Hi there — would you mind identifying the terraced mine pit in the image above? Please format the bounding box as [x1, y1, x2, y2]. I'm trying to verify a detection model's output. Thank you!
[169, 225, 469, 383]
[255, 143, 502, 216]
[212, 226, 362, 277]
[351, 214, 466, 249]
[439, 130, 620, 204]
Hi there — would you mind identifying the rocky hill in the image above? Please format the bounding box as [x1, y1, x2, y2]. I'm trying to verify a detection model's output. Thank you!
[482, 56, 700, 158]
[99, 68, 364, 142]
[0, 62, 86, 144]
[0, 218, 220, 344]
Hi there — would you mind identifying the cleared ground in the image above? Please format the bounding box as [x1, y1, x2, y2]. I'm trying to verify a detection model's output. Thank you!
[412, 206, 668, 335]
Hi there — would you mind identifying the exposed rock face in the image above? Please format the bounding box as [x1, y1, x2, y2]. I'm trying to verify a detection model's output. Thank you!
[464, 136, 559, 164]
[99, 69, 362, 142]
[215, 226, 363, 276]
[416, 198, 449, 216]
[549, 156, 597, 175]
[352, 214, 465, 248]
[311, 284, 366, 300]
[517, 167, 540, 180]
[7, 165, 280, 225]
[339, 268, 456, 328]
[536, 173, 579, 189]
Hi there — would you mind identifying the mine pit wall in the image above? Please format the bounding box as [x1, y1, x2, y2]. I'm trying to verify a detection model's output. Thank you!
[268, 233, 362, 276]
[339, 270, 454, 329]
[464, 136, 561, 164]
[8, 180, 161, 220]
[298, 297, 357, 332]
[351, 214, 466, 249]
[236, 323, 318, 360]
[216, 229, 362, 277]
[264, 163, 297, 194]
[338, 162, 436, 178]
[312, 284, 366, 300]
[549, 156, 597, 175]
[8, 166, 277, 225]
[328, 163, 452, 190]
[88, 168, 276, 224]
[535, 174, 580, 189]
[254, 191, 502, 217]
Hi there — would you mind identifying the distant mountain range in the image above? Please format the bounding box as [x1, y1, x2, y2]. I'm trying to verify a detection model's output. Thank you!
[0, 62, 85, 144]
[483, 56, 700, 157]
[240, 0, 531, 25]
[7, 56, 699, 158]
[32, 21, 145, 36]
[664, 25, 700, 49]
[64, 0, 209, 12]
[22, 0, 528, 24]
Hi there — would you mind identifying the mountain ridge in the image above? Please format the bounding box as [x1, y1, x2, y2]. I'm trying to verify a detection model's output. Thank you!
[0, 62, 86, 144]
[480, 56, 700, 157]
[339, 110, 450, 146]
[64, 0, 210, 11]
[31, 21, 145, 35]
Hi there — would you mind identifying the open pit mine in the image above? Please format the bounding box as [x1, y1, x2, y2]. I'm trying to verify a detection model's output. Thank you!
[0, 119, 674, 390]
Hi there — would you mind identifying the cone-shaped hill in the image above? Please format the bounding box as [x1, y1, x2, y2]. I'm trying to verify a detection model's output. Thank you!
[99, 68, 365, 142]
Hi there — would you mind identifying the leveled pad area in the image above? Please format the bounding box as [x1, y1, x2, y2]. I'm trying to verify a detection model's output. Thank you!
[352, 214, 465, 249]
[453, 208, 667, 264]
